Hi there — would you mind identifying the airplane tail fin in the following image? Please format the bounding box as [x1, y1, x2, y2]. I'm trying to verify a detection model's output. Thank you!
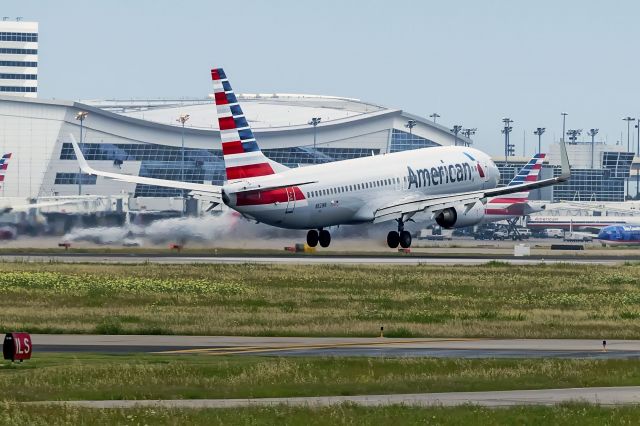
[0, 153, 11, 189]
[211, 68, 287, 182]
[488, 153, 546, 205]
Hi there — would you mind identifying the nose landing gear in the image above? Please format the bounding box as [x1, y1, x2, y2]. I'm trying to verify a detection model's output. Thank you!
[307, 229, 331, 248]
[387, 220, 412, 249]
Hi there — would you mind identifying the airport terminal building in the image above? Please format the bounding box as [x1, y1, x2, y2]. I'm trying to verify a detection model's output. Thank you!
[0, 93, 471, 203]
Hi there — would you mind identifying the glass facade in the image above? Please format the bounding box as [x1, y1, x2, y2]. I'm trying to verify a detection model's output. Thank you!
[0, 32, 38, 42]
[0, 86, 36, 93]
[602, 152, 634, 179]
[0, 73, 37, 80]
[0, 61, 37, 67]
[54, 172, 97, 185]
[0, 48, 37, 54]
[389, 129, 439, 152]
[551, 168, 625, 202]
[495, 156, 631, 202]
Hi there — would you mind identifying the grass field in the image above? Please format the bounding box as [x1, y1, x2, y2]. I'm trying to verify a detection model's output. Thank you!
[2, 355, 640, 402]
[1, 262, 640, 338]
[3, 403, 640, 425]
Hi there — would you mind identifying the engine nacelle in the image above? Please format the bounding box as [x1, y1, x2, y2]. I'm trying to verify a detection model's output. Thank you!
[435, 202, 485, 229]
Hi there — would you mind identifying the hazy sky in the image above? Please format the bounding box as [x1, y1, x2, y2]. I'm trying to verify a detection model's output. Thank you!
[6, 0, 640, 155]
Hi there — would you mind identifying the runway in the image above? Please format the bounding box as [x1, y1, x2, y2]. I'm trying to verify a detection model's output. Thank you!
[31, 335, 639, 359]
[0, 254, 625, 265]
[32, 386, 640, 408]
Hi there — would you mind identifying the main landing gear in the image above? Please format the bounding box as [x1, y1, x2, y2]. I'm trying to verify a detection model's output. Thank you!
[307, 229, 331, 248]
[387, 220, 412, 249]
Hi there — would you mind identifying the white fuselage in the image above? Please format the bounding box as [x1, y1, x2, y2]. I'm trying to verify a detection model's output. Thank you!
[222, 146, 500, 229]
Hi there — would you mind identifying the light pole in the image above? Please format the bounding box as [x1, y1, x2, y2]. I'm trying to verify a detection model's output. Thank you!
[451, 125, 462, 147]
[74, 111, 88, 196]
[636, 121, 640, 198]
[533, 128, 545, 154]
[566, 129, 582, 145]
[502, 118, 513, 166]
[308, 117, 321, 163]
[624, 117, 636, 199]
[561, 112, 568, 145]
[176, 113, 190, 216]
[429, 113, 440, 124]
[587, 129, 599, 169]
[461, 128, 476, 147]
[405, 119, 417, 136]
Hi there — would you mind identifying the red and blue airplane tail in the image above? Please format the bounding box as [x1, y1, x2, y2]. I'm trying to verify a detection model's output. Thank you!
[485, 153, 546, 213]
[0, 153, 11, 189]
[211, 68, 287, 182]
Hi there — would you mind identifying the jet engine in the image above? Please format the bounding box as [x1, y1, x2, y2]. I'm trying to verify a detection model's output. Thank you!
[434, 202, 485, 229]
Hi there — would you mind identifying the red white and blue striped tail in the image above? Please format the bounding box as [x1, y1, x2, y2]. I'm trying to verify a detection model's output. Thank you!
[0, 153, 11, 189]
[211, 68, 287, 182]
[488, 153, 546, 206]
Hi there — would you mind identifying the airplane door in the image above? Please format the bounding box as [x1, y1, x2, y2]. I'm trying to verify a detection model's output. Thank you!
[285, 187, 296, 214]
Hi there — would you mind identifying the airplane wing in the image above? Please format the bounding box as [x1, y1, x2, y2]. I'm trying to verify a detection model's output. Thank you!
[70, 135, 316, 199]
[374, 139, 570, 224]
[69, 135, 223, 202]
[1, 196, 106, 214]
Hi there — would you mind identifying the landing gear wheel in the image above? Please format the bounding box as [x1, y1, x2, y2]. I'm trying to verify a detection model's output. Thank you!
[399, 230, 412, 248]
[319, 229, 331, 248]
[306, 230, 319, 247]
[387, 231, 400, 248]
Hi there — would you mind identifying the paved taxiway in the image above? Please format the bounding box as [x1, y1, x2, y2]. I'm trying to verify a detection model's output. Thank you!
[34, 386, 640, 408]
[0, 254, 624, 265]
[31, 335, 639, 359]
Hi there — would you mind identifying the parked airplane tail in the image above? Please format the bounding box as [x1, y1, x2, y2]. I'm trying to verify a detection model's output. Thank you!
[488, 153, 546, 205]
[211, 68, 288, 182]
[0, 153, 11, 189]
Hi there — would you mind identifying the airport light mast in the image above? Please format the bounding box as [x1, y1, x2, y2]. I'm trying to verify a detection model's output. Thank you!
[587, 128, 599, 169]
[501, 118, 513, 166]
[74, 111, 88, 196]
[405, 119, 417, 135]
[176, 113, 190, 216]
[566, 129, 581, 145]
[636, 121, 640, 198]
[308, 117, 322, 163]
[461, 128, 476, 147]
[624, 117, 636, 199]
[429, 113, 440, 124]
[451, 125, 462, 147]
[533, 128, 545, 155]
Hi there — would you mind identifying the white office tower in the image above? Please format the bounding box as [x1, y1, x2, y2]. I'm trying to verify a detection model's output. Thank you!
[0, 19, 38, 98]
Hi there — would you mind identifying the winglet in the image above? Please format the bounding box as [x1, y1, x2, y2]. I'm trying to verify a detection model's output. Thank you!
[69, 134, 95, 175]
[558, 137, 570, 181]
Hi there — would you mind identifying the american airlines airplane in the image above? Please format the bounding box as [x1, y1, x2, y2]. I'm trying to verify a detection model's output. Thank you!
[70, 67, 570, 249]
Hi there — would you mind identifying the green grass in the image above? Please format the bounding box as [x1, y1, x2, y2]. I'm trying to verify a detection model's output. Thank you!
[3, 403, 640, 425]
[2, 355, 640, 402]
[2, 262, 640, 337]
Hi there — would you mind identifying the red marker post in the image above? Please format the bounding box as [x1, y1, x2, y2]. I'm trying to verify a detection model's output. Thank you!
[3, 333, 32, 362]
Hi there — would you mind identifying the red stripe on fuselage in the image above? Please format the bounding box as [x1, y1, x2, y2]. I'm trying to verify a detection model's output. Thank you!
[222, 141, 244, 155]
[488, 197, 528, 204]
[218, 116, 236, 130]
[236, 187, 306, 206]
[226, 163, 274, 180]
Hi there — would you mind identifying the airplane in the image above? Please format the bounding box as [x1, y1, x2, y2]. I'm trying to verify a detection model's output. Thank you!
[597, 225, 640, 246]
[69, 67, 571, 249]
[526, 215, 640, 232]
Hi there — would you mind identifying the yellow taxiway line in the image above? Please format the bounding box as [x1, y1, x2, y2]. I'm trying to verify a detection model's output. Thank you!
[154, 338, 483, 356]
